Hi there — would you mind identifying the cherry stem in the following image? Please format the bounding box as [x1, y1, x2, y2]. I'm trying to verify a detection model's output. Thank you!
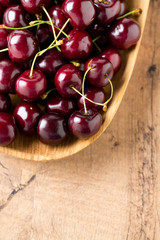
[0, 48, 8, 53]
[29, 40, 63, 78]
[41, 88, 56, 100]
[71, 75, 113, 112]
[42, 6, 60, 51]
[117, 8, 142, 20]
[93, 41, 101, 53]
[92, 36, 101, 43]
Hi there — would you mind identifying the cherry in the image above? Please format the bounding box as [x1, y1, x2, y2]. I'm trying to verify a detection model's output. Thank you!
[109, 17, 141, 49]
[89, 23, 109, 45]
[68, 108, 102, 139]
[20, 0, 52, 14]
[15, 69, 47, 102]
[3, 5, 31, 31]
[119, 0, 129, 16]
[37, 24, 53, 47]
[36, 48, 66, 77]
[84, 57, 114, 87]
[0, 93, 11, 112]
[93, 0, 121, 26]
[37, 112, 67, 145]
[8, 30, 38, 63]
[0, 0, 19, 7]
[48, 5, 71, 35]
[0, 29, 8, 50]
[62, 0, 96, 30]
[100, 48, 122, 73]
[78, 86, 106, 110]
[61, 29, 93, 61]
[46, 93, 76, 117]
[0, 59, 22, 93]
[0, 112, 16, 146]
[54, 64, 83, 98]
[13, 102, 42, 136]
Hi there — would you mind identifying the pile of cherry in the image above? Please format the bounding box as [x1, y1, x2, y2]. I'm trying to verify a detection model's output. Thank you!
[0, 0, 141, 146]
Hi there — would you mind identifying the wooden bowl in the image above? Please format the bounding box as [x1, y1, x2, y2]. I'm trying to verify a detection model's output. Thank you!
[0, 0, 150, 161]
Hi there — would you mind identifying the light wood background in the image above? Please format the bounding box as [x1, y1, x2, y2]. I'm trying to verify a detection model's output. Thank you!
[0, 1, 160, 239]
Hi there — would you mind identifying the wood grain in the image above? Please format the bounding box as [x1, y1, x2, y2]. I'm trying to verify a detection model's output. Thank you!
[0, 0, 150, 161]
[1, 0, 160, 239]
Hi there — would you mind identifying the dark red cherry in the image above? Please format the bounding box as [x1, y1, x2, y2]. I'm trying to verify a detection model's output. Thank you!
[13, 102, 42, 136]
[0, 4, 5, 23]
[8, 30, 38, 63]
[0, 0, 19, 7]
[48, 5, 71, 35]
[54, 64, 83, 98]
[37, 112, 67, 145]
[0, 112, 16, 146]
[93, 0, 121, 26]
[36, 49, 66, 77]
[0, 29, 8, 49]
[20, 0, 52, 14]
[100, 48, 122, 73]
[119, 0, 129, 16]
[109, 17, 141, 49]
[3, 5, 31, 31]
[89, 23, 109, 45]
[62, 0, 96, 30]
[84, 57, 114, 87]
[46, 94, 76, 117]
[37, 24, 53, 47]
[0, 60, 22, 93]
[61, 29, 92, 61]
[0, 93, 11, 112]
[78, 86, 106, 110]
[68, 108, 102, 139]
[15, 70, 47, 102]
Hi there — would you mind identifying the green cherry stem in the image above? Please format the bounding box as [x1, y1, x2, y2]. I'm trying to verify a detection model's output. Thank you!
[92, 35, 101, 43]
[117, 8, 142, 20]
[0, 48, 8, 53]
[41, 88, 56, 100]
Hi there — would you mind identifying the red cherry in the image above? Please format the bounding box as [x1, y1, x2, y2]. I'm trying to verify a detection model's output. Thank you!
[109, 17, 141, 49]
[61, 29, 93, 61]
[37, 112, 67, 145]
[54, 64, 83, 98]
[0, 29, 8, 49]
[100, 48, 122, 73]
[62, 0, 96, 30]
[0, 112, 16, 146]
[20, 0, 52, 14]
[0, 0, 19, 7]
[0, 93, 11, 112]
[14, 102, 42, 136]
[15, 69, 47, 102]
[68, 108, 102, 139]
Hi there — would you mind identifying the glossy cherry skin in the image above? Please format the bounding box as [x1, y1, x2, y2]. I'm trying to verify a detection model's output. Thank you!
[62, 0, 96, 30]
[37, 24, 53, 47]
[68, 108, 102, 139]
[84, 57, 114, 87]
[100, 48, 122, 73]
[15, 70, 47, 102]
[119, 0, 128, 16]
[61, 29, 93, 61]
[14, 102, 42, 136]
[36, 49, 66, 77]
[109, 17, 141, 49]
[37, 112, 67, 145]
[46, 94, 76, 117]
[78, 86, 106, 110]
[48, 5, 71, 35]
[55, 64, 83, 98]
[93, 0, 121, 26]
[8, 30, 38, 63]
[0, 29, 8, 49]
[0, 0, 19, 7]
[0, 112, 16, 146]
[0, 93, 11, 112]
[0, 60, 22, 93]
[20, 0, 51, 14]
[3, 5, 30, 30]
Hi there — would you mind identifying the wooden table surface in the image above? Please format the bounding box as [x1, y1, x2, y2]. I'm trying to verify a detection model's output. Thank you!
[0, 2, 160, 239]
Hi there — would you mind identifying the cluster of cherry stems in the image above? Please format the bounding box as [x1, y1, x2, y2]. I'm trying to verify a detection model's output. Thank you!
[0, 0, 142, 146]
